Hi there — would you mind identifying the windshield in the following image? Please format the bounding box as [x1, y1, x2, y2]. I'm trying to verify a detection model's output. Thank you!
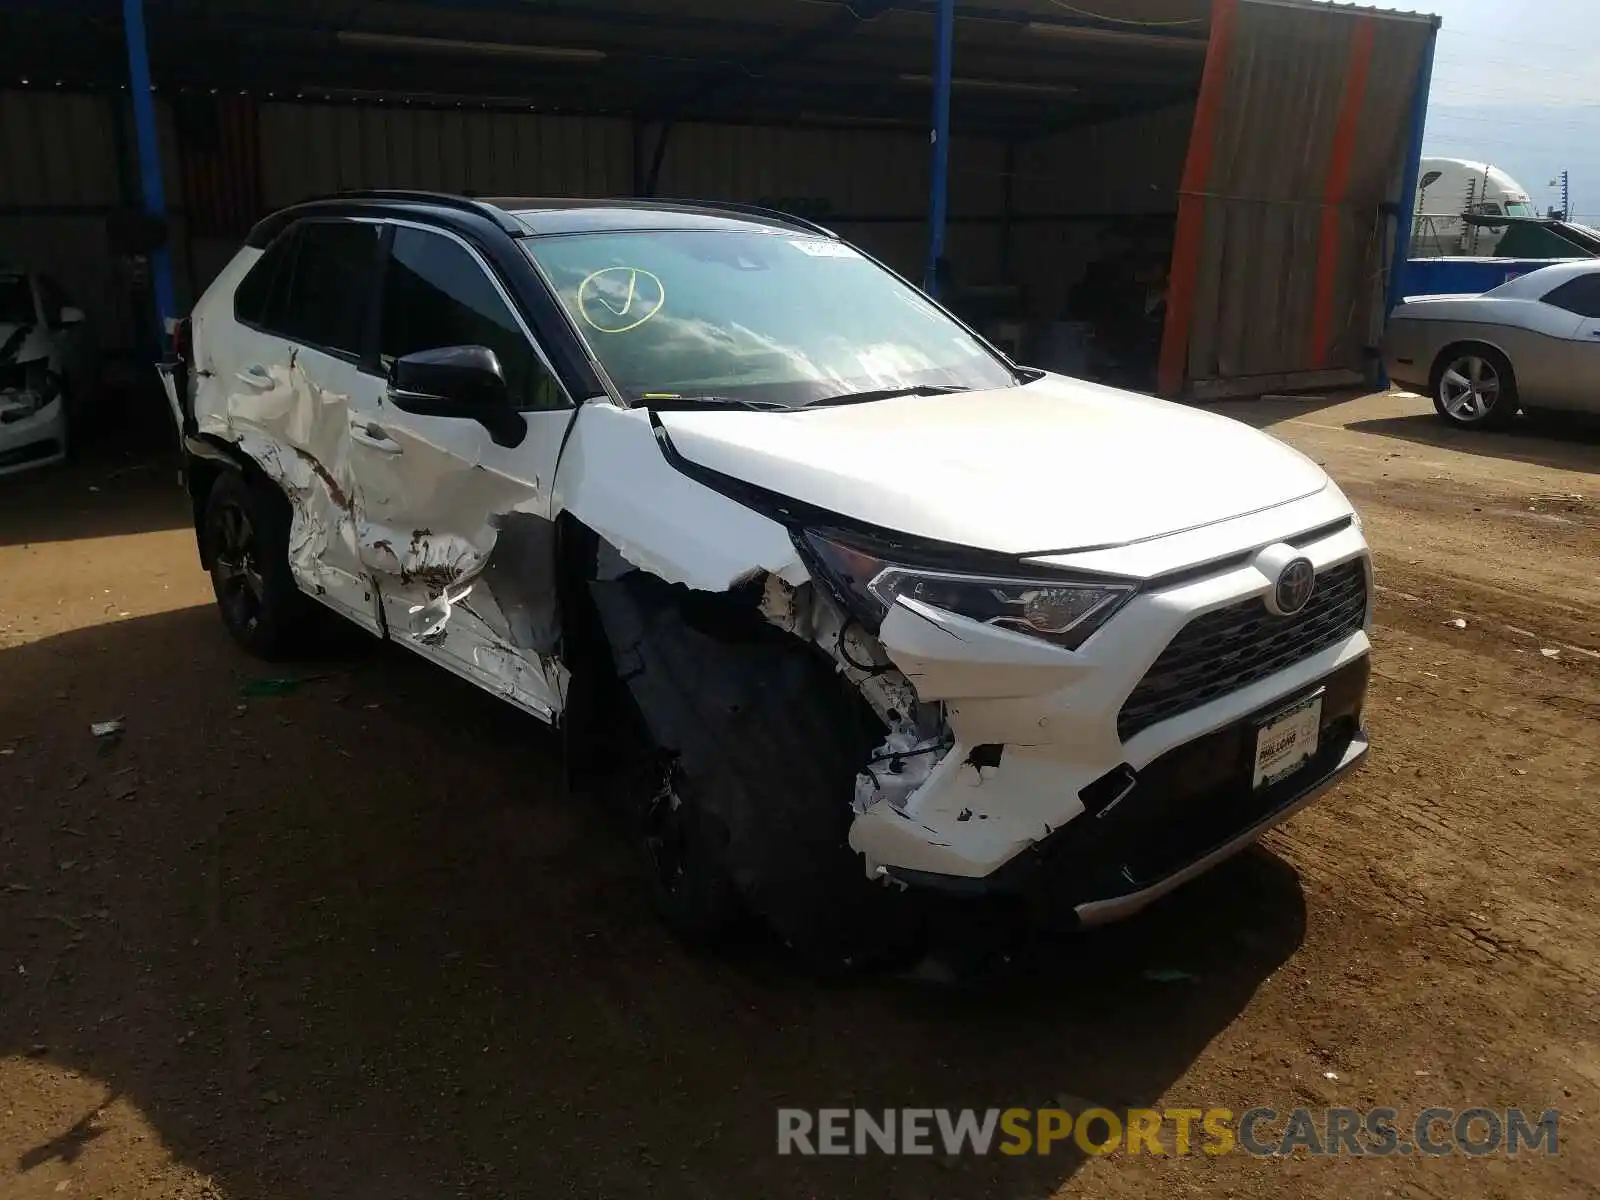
[1505, 201, 1533, 217]
[0, 274, 34, 326]
[524, 229, 1015, 407]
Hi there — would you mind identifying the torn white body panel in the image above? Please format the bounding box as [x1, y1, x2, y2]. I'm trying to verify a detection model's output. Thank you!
[552, 403, 808, 592]
[187, 246, 569, 719]
[760, 574, 918, 727]
[847, 522, 1373, 880]
[758, 575, 954, 823]
[339, 395, 576, 719]
[388, 603, 567, 722]
[201, 344, 383, 635]
[854, 723, 949, 815]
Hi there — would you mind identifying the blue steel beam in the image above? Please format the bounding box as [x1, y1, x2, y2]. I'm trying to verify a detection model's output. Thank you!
[1385, 21, 1439, 318]
[923, 0, 955, 296]
[121, 0, 175, 331]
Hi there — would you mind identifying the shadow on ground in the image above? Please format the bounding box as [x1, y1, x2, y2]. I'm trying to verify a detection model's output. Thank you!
[0, 449, 189, 548]
[1344, 410, 1600, 475]
[1, 606, 1307, 1198]
[0, 381, 189, 547]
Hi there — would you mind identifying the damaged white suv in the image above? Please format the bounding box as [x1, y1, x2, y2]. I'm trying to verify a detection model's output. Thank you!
[162, 191, 1372, 965]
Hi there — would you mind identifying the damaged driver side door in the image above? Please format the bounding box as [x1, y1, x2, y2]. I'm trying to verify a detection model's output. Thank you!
[343, 223, 574, 723]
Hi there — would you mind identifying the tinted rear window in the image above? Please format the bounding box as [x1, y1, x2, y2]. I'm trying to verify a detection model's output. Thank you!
[233, 229, 298, 328]
[276, 221, 381, 355]
[1543, 273, 1600, 318]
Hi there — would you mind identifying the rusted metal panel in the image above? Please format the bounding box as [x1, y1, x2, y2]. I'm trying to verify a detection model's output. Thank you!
[1175, 0, 1432, 391]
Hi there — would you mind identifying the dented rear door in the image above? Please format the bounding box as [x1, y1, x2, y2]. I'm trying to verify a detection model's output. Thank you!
[344, 223, 572, 722]
[197, 220, 384, 634]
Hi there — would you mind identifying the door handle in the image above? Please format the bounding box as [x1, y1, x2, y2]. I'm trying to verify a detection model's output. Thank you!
[349, 420, 403, 454]
[235, 364, 273, 388]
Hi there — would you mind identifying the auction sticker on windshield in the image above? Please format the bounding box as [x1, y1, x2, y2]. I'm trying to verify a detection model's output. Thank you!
[789, 239, 860, 258]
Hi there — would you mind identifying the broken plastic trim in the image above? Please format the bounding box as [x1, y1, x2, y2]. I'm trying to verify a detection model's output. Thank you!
[854, 721, 955, 815]
[758, 572, 953, 819]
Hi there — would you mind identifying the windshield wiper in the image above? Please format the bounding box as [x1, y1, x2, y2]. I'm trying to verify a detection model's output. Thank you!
[636, 394, 791, 412]
[802, 383, 971, 408]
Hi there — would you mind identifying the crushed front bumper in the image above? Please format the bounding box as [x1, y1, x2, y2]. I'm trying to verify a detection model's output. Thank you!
[0, 393, 66, 476]
[886, 655, 1369, 923]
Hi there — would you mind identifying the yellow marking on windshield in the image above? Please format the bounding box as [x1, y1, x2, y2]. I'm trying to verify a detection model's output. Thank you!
[577, 266, 665, 334]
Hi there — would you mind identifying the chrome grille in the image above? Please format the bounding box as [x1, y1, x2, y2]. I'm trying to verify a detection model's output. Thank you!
[1118, 559, 1368, 741]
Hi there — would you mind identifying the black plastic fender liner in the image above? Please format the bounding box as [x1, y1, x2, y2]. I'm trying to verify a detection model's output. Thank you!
[587, 571, 922, 967]
[183, 434, 288, 569]
[183, 434, 253, 568]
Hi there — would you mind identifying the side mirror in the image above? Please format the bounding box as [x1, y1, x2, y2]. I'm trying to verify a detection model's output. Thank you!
[387, 345, 525, 448]
[58, 306, 85, 327]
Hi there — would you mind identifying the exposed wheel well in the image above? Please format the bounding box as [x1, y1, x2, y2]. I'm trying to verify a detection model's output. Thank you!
[184, 436, 290, 568]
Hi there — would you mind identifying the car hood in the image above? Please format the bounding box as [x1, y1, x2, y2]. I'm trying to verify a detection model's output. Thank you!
[655, 374, 1330, 555]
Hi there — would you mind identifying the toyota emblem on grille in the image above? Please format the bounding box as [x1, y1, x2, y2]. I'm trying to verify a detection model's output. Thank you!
[1272, 557, 1316, 616]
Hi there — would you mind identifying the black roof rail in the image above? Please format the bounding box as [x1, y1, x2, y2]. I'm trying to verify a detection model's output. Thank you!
[251, 191, 836, 244]
[477, 194, 837, 237]
[670, 200, 838, 238]
[311, 189, 526, 233]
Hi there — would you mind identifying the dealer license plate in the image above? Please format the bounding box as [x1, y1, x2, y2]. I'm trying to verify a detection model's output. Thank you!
[1252, 691, 1323, 789]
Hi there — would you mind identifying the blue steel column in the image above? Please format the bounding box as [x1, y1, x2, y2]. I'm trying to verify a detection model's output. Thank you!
[122, 0, 176, 330]
[923, 0, 955, 296]
[1384, 22, 1438, 317]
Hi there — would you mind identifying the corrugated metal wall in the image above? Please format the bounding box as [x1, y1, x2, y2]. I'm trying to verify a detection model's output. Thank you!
[258, 105, 635, 205]
[1167, 0, 1431, 395]
[0, 89, 195, 350]
[260, 105, 1006, 283]
[0, 88, 1193, 357]
[0, 92, 1022, 350]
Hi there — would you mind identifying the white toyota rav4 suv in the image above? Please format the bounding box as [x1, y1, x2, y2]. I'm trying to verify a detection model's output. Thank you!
[161, 191, 1372, 966]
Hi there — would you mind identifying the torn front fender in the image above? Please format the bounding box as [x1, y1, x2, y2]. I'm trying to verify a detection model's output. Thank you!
[552, 403, 808, 592]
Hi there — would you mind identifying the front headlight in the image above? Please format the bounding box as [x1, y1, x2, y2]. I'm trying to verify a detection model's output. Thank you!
[800, 530, 1134, 651]
[14, 360, 60, 416]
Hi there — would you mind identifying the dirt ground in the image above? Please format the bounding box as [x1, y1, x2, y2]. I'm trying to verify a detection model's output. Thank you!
[0, 390, 1596, 1199]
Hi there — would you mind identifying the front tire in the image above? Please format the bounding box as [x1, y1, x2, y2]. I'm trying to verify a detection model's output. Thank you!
[588, 576, 924, 971]
[203, 470, 311, 658]
[1430, 345, 1518, 429]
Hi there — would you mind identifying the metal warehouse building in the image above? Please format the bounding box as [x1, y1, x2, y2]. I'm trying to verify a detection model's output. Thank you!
[1, 0, 1438, 399]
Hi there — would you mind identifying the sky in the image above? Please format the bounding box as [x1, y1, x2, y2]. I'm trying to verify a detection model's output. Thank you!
[1418, 0, 1599, 221]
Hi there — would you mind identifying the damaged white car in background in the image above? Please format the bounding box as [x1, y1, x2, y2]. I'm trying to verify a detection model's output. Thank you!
[1, 266, 96, 476]
[162, 192, 1372, 968]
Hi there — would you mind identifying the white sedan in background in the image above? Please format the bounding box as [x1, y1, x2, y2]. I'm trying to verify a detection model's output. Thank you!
[0, 266, 97, 475]
[1385, 259, 1600, 429]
